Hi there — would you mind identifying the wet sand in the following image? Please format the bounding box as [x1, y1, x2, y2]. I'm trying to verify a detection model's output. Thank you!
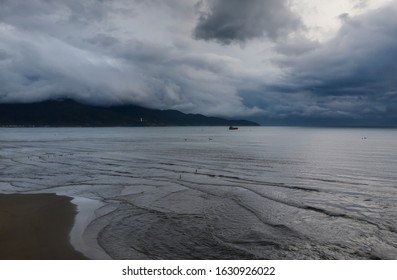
[1, 127, 397, 259]
[0, 193, 88, 260]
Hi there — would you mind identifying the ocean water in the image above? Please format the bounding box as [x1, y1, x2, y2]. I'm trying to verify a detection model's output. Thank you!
[0, 127, 396, 259]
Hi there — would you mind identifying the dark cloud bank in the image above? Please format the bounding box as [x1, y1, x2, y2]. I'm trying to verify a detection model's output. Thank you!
[0, 0, 396, 126]
[262, 2, 397, 126]
[193, 0, 301, 44]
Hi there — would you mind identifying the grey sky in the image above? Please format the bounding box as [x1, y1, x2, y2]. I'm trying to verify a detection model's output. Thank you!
[193, 0, 302, 44]
[0, 0, 395, 125]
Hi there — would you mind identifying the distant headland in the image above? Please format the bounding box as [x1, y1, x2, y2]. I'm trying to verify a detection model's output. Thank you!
[0, 99, 259, 127]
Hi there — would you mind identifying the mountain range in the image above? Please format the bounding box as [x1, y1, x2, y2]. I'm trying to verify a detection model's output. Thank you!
[0, 99, 259, 127]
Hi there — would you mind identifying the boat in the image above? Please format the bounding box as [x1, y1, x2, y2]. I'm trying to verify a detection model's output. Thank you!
[229, 126, 238, 130]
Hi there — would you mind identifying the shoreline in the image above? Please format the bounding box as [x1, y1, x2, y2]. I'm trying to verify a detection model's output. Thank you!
[69, 196, 111, 260]
[0, 193, 88, 260]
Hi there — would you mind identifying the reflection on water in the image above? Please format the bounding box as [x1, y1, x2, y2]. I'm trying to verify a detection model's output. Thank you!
[70, 197, 110, 259]
[0, 127, 396, 259]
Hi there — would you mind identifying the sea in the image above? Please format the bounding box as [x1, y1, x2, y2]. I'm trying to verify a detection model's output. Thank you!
[0, 127, 396, 259]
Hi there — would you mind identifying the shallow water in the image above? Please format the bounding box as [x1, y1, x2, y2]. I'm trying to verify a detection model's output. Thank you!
[0, 127, 396, 259]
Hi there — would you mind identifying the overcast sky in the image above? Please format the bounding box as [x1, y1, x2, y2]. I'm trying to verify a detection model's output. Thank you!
[0, 0, 396, 125]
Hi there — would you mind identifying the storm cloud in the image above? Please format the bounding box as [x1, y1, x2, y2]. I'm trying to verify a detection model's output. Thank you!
[193, 0, 302, 44]
[0, 0, 396, 125]
[0, 0, 258, 116]
[270, 2, 397, 124]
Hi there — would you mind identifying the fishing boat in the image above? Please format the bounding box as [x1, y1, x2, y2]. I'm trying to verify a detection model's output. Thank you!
[229, 126, 238, 130]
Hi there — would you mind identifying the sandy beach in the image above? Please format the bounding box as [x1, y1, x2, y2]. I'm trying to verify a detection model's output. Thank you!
[0, 193, 87, 260]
